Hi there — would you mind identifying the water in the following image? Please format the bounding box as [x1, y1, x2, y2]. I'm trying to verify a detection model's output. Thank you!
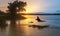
[0, 15, 60, 36]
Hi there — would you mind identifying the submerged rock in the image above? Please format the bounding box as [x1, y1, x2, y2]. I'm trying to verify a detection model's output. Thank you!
[36, 16, 44, 22]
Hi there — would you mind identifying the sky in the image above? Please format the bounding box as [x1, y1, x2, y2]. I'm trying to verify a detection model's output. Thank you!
[0, 0, 60, 13]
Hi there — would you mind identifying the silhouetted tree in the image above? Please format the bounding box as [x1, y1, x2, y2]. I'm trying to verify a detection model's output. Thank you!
[7, 0, 27, 25]
[0, 10, 6, 15]
[8, 0, 26, 14]
[0, 10, 7, 27]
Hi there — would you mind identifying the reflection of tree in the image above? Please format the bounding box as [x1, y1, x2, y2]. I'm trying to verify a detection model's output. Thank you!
[7, 0, 27, 25]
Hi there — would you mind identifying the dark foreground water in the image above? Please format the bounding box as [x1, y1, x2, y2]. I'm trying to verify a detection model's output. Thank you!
[0, 15, 60, 36]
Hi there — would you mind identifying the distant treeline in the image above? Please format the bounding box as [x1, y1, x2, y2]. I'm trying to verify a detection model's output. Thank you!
[21, 13, 60, 15]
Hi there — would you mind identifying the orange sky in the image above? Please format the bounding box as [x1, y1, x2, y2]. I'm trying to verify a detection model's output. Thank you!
[0, 0, 60, 13]
[21, 0, 44, 13]
[0, 0, 44, 13]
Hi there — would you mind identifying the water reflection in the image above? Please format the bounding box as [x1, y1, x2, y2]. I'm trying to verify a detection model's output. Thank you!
[0, 15, 47, 36]
[0, 15, 60, 36]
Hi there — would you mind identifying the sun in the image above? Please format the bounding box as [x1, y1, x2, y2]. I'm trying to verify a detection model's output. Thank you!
[25, 6, 33, 13]
[25, 4, 38, 13]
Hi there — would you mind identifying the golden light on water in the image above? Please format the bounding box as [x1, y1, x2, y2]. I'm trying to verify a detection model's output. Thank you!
[19, 15, 37, 25]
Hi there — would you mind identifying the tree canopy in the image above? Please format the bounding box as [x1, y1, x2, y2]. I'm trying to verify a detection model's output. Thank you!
[7, 0, 27, 14]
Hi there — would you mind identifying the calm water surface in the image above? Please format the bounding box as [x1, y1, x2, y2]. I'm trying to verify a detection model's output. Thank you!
[0, 15, 60, 36]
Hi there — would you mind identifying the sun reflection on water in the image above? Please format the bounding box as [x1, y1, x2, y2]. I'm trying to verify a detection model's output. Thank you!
[19, 15, 36, 25]
[19, 15, 46, 26]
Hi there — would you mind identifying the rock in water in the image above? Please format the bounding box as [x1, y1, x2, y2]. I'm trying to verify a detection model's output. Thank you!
[36, 16, 42, 22]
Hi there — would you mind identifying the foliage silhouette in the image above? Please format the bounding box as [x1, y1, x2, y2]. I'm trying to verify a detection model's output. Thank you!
[0, 10, 7, 27]
[7, 0, 27, 25]
[7, 0, 26, 13]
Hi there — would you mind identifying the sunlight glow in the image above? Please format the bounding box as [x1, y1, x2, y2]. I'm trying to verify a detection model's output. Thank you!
[25, 5, 33, 13]
[24, 5, 39, 13]
[20, 0, 45, 13]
